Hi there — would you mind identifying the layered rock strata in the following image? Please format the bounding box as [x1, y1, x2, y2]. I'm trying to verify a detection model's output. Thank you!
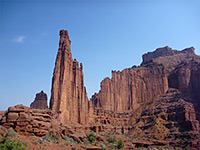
[50, 30, 89, 125]
[91, 61, 168, 112]
[91, 46, 200, 121]
[130, 88, 200, 149]
[0, 104, 59, 136]
[30, 90, 48, 109]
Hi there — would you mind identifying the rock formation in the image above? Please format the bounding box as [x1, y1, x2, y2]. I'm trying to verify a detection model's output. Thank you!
[130, 88, 200, 149]
[50, 30, 89, 125]
[1, 28, 200, 149]
[91, 46, 200, 122]
[91, 65, 168, 112]
[0, 104, 59, 136]
[142, 46, 195, 65]
[30, 90, 48, 109]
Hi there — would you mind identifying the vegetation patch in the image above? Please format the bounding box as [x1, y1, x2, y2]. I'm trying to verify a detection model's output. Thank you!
[0, 137, 25, 150]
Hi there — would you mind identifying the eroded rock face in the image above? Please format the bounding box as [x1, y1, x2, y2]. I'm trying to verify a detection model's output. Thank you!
[50, 30, 89, 125]
[130, 88, 200, 149]
[30, 90, 48, 109]
[142, 46, 195, 65]
[91, 46, 200, 121]
[0, 104, 59, 136]
[92, 62, 168, 113]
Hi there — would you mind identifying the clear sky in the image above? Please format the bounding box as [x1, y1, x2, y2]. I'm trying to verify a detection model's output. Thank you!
[0, 0, 200, 110]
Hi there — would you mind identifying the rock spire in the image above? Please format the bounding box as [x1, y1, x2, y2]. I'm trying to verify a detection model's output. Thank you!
[50, 29, 89, 125]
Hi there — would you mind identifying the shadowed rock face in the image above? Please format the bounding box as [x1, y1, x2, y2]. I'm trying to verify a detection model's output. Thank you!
[50, 30, 89, 125]
[30, 90, 48, 109]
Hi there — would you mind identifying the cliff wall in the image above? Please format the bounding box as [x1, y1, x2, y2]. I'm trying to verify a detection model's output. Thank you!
[92, 63, 168, 113]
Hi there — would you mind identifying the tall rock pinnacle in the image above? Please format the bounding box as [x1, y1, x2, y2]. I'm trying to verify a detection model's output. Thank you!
[50, 29, 89, 125]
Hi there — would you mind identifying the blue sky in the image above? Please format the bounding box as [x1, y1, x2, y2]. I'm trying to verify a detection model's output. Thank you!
[0, 0, 200, 110]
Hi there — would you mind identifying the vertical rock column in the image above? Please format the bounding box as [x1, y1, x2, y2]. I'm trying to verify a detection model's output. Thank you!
[50, 30, 89, 125]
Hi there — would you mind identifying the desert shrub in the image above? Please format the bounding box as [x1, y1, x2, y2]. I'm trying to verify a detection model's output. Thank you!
[44, 133, 51, 142]
[86, 132, 96, 143]
[52, 135, 59, 143]
[23, 140, 29, 147]
[81, 145, 88, 149]
[60, 141, 69, 147]
[44, 131, 60, 143]
[5, 128, 17, 137]
[4, 110, 8, 116]
[107, 135, 117, 144]
[72, 146, 77, 150]
[183, 145, 190, 150]
[63, 135, 75, 143]
[117, 139, 124, 149]
[65, 141, 69, 146]
[109, 143, 115, 149]
[32, 139, 39, 145]
[0, 137, 25, 150]
[83, 139, 90, 145]
[124, 133, 131, 138]
[99, 144, 107, 150]
[128, 145, 135, 149]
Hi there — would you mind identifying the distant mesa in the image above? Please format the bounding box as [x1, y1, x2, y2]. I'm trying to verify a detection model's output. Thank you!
[30, 90, 48, 109]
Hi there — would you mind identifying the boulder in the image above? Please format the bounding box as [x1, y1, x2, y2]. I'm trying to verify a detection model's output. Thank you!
[7, 113, 19, 122]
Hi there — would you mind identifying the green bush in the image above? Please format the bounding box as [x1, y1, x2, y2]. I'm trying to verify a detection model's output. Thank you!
[99, 144, 107, 150]
[107, 136, 117, 144]
[0, 137, 25, 150]
[117, 139, 124, 149]
[5, 128, 17, 137]
[60, 141, 69, 147]
[81, 145, 88, 149]
[128, 145, 135, 149]
[63, 135, 75, 143]
[43, 131, 60, 143]
[86, 132, 96, 143]
[109, 143, 115, 149]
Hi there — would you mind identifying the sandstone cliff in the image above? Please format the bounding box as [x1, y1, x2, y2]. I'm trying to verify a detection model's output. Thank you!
[91, 46, 200, 122]
[91, 65, 168, 112]
[30, 90, 48, 109]
[130, 88, 200, 149]
[50, 30, 89, 125]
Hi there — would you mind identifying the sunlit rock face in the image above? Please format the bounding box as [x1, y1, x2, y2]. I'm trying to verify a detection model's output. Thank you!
[91, 46, 200, 120]
[50, 30, 89, 125]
